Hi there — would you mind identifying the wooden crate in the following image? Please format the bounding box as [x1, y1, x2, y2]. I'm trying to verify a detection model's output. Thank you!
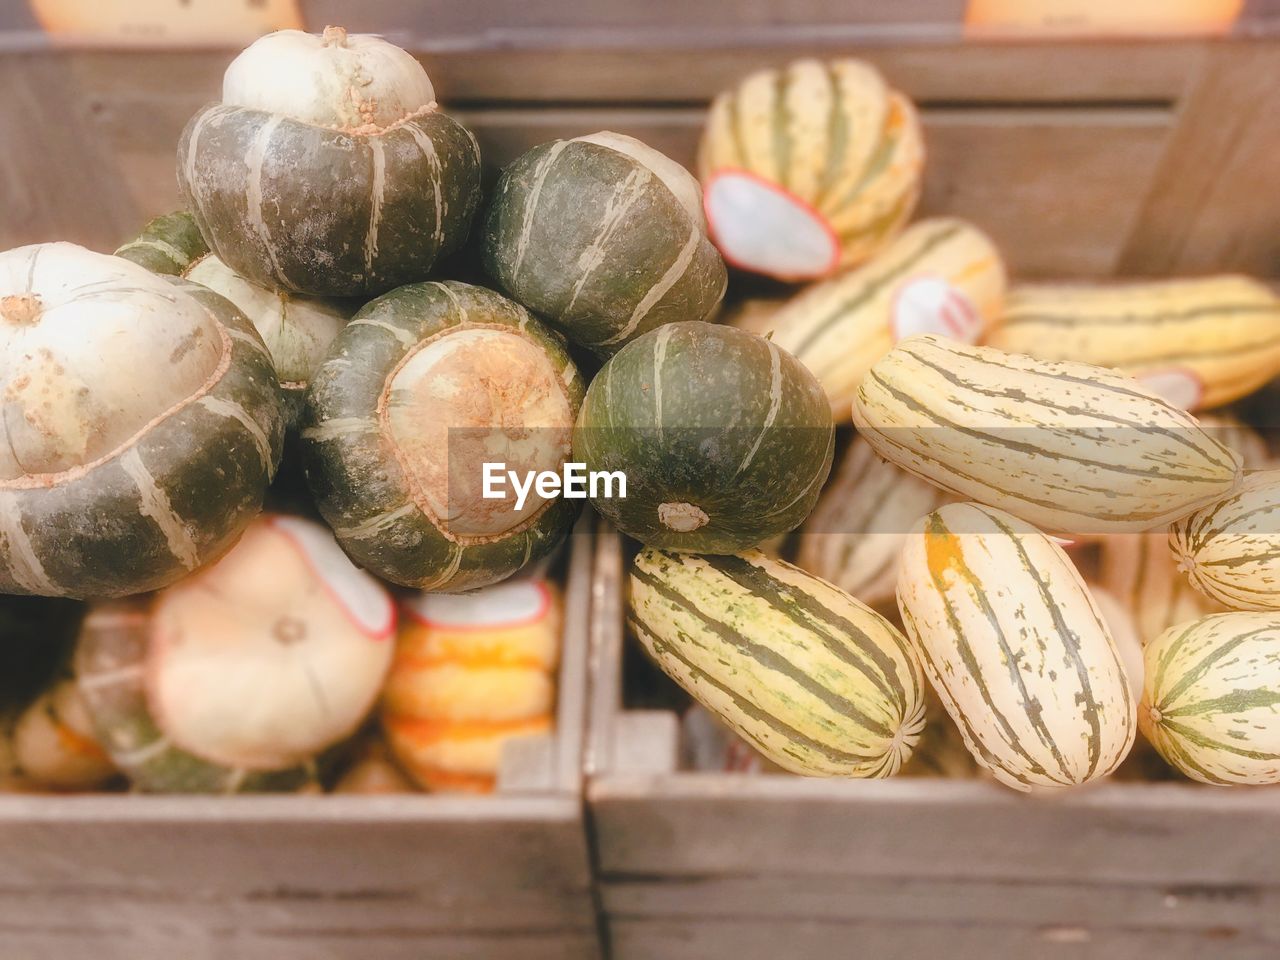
[587, 525, 1280, 960]
[0, 522, 600, 960]
[2, 10, 1280, 277]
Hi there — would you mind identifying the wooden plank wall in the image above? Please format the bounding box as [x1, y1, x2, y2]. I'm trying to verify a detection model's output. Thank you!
[1, 6, 1279, 278]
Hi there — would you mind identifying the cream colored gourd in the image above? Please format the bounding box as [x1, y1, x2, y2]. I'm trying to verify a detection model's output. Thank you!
[76, 515, 395, 792]
[897, 502, 1136, 791]
[987, 277, 1280, 411]
[748, 218, 1006, 418]
[795, 437, 949, 608]
[852, 335, 1242, 536]
[699, 58, 923, 280]
[1141, 612, 1280, 785]
[1171, 469, 1280, 610]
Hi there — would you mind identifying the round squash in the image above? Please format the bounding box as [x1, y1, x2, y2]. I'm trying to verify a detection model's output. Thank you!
[382, 578, 560, 793]
[117, 210, 354, 420]
[178, 26, 481, 297]
[574, 321, 834, 553]
[698, 58, 924, 281]
[74, 514, 395, 793]
[483, 131, 727, 354]
[0, 242, 284, 599]
[5, 676, 115, 791]
[1140, 611, 1280, 785]
[301, 281, 583, 591]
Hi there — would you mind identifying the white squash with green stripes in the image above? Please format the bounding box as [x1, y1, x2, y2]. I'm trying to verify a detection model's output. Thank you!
[1171, 468, 1280, 610]
[1141, 611, 1280, 785]
[629, 547, 925, 778]
[987, 276, 1280, 411]
[852, 334, 1242, 536]
[746, 218, 1006, 418]
[897, 502, 1136, 791]
[698, 58, 923, 280]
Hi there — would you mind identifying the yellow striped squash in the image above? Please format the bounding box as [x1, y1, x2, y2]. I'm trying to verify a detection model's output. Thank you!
[1097, 532, 1224, 645]
[1170, 469, 1280, 610]
[743, 218, 1006, 418]
[986, 277, 1280, 411]
[698, 58, 923, 280]
[852, 334, 1243, 536]
[897, 502, 1136, 791]
[629, 548, 925, 778]
[1141, 612, 1280, 785]
[796, 437, 950, 608]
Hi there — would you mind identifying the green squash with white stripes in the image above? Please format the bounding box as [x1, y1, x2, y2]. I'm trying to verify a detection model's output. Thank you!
[117, 210, 355, 421]
[630, 547, 925, 777]
[574, 322, 834, 553]
[178, 27, 481, 297]
[852, 334, 1242, 536]
[897, 502, 1136, 791]
[1141, 612, 1280, 785]
[1171, 468, 1280, 610]
[301, 280, 583, 591]
[0, 243, 284, 599]
[483, 132, 727, 355]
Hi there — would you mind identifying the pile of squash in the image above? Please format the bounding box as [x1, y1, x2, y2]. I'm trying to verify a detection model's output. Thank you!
[2, 27, 1279, 795]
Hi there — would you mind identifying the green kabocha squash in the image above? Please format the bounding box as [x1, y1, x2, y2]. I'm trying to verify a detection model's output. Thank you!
[178, 26, 481, 297]
[0, 242, 284, 599]
[75, 514, 395, 793]
[117, 211, 354, 420]
[574, 322, 834, 552]
[483, 132, 727, 354]
[302, 281, 583, 591]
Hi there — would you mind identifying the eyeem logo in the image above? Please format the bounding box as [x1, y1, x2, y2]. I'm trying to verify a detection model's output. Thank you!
[482, 463, 626, 511]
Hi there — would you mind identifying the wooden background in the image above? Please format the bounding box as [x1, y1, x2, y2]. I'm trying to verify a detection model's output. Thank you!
[2, 1, 1280, 279]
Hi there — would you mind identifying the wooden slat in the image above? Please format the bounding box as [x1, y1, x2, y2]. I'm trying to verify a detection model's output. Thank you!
[590, 775, 1280, 886]
[1119, 39, 1280, 274]
[609, 917, 1278, 960]
[0, 52, 139, 250]
[603, 872, 1280, 933]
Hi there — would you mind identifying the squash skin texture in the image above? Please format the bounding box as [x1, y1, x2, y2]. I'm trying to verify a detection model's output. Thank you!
[482, 137, 727, 355]
[178, 104, 481, 298]
[574, 321, 834, 553]
[301, 281, 583, 592]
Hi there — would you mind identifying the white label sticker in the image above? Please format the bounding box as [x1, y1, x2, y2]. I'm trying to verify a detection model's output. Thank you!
[406, 579, 550, 629]
[1137, 369, 1204, 411]
[704, 170, 839, 280]
[270, 516, 395, 638]
[891, 276, 984, 344]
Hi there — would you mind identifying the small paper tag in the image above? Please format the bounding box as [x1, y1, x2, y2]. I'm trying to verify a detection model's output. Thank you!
[965, 0, 1242, 37]
[30, 0, 303, 45]
[891, 276, 983, 344]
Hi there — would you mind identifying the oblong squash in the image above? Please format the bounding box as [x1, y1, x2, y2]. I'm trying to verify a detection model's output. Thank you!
[852, 334, 1242, 536]
[573, 322, 834, 553]
[897, 502, 1136, 791]
[698, 58, 924, 280]
[795, 437, 949, 608]
[178, 27, 481, 297]
[629, 547, 925, 778]
[74, 514, 395, 793]
[987, 277, 1280, 411]
[302, 281, 583, 590]
[748, 218, 1006, 418]
[0, 243, 284, 598]
[1170, 468, 1280, 610]
[483, 132, 727, 354]
[1141, 611, 1280, 785]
